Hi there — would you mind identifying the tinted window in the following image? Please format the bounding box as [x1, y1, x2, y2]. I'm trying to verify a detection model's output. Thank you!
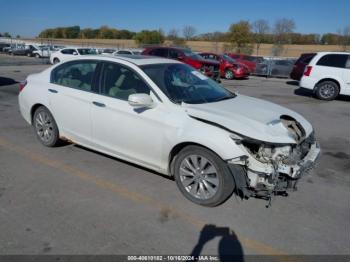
[52, 61, 98, 91]
[117, 50, 132, 55]
[316, 54, 348, 68]
[61, 49, 75, 55]
[345, 56, 350, 69]
[101, 62, 150, 100]
[77, 48, 97, 55]
[149, 48, 168, 57]
[169, 49, 182, 59]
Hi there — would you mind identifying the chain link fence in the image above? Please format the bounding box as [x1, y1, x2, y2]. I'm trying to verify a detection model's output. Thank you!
[253, 57, 297, 78]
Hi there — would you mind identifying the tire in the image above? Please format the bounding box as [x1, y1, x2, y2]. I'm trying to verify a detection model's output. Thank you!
[33, 106, 60, 147]
[174, 145, 235, 207]
[53, 58, 60, 64]
[224, 69, 235, 80]
[315, 80, 339, 101]
[35, 53, 40, 58]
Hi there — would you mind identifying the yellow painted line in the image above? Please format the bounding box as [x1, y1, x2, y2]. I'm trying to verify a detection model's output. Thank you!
[0, 137, 297, 259]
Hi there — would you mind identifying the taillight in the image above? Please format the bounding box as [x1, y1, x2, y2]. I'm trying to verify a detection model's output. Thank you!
[304, 66, 312, 76]
[19, 80, 27, 92]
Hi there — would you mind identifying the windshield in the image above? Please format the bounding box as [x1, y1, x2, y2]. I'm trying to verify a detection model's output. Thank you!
[222, 54, 237, 64]
[182, 50, 204, 60]
[77, 48, 97, 55]
[141, 63, 235, 104]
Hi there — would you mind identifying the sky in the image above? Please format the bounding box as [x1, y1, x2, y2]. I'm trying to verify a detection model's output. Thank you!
[0, 0, 349, 37]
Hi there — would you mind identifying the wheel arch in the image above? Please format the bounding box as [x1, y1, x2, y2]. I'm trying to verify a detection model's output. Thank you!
[168, 141, 242, 177]
[314, 78, 341, 92]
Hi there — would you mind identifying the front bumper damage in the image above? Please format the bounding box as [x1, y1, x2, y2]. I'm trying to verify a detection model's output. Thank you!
[228, 139, 321, 204]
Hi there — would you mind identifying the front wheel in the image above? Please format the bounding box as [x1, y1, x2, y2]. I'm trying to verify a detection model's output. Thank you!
[35, 53, 40, 58]
[53, 58, 60, 64]
[174, 145, 235, 207]
[33, 106, 60, 147]
[315, 81, 339, 101]
[224, 69, 235, 80]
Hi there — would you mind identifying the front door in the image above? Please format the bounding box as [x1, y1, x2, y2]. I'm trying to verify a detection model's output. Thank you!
[91, 61, 169, 169]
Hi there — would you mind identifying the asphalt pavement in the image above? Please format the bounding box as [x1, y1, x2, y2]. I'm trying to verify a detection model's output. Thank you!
[0, 62, 350, 258]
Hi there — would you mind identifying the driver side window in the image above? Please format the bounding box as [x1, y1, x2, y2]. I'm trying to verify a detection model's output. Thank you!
[100, 62, 151, 101]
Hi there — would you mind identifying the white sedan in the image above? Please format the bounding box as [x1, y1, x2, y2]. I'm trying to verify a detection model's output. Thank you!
[18, 55, 320, 206]
[49, 48, 97, 64]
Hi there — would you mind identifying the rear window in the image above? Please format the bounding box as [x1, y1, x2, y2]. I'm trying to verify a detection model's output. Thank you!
[149, 48, 168, 57]
[316, 54, 348, 68]
[296, 53, 316, 64]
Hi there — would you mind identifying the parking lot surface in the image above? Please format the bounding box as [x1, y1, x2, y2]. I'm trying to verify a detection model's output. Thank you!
[0, 60, 350, 257]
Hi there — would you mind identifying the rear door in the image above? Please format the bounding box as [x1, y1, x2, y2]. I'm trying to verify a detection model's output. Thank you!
[343, 55, 350, 95]
[48, 60, 99, 144]
[315, 54, 349, 94]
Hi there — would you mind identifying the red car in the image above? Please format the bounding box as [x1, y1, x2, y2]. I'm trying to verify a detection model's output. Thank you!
[225, 53, 263, 73]
[199, 52, 250, 79]
[290, 53, 316, 81]
[141, 47, 220, 81]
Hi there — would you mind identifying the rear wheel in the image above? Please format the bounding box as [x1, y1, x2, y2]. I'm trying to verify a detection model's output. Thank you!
[315, 81, 339, 101]
[33, 106, 60, 147]
[224, 69, 235, 80]
[174, 145, 235, 207]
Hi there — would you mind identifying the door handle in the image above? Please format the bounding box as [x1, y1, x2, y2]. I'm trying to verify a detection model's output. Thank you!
[92, 101, 106, 107]
[48, 89, 58, 93]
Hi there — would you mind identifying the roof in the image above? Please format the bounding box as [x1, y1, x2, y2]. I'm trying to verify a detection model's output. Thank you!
[65, 54, 181, 66]
[316, 51, 350, 55]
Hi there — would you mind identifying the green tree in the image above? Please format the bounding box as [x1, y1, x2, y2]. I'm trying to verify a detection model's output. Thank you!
[3, 32, 11, 38]
[321, 33, 340, 45]
[227, 20, 253, 54]
[134, 30, 165, 45]
[64, 26, 80, 38]
[79, 28, 97, 39]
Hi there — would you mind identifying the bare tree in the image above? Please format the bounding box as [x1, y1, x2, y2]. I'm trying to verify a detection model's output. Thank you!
[167, 28, 179, 40]
[338, 26, 350, 51]
[252, 19, 270, 55]
[273, 18, 295, 56]
[183, 25, 197, 40]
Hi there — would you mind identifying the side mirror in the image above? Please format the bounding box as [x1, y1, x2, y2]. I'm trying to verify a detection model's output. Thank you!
[128, 93, 154, 108]
[73, 52, 78, 55]
[177, 56, 184, 61]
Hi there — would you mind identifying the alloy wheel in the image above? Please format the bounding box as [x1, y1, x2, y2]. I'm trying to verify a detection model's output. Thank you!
[319, 83, 335, 99]
[35, 111, 54, 143]
[179, 154, 219, 200]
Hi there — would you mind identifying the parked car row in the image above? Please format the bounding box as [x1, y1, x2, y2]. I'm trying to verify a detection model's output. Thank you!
[0, 43, 64, 58]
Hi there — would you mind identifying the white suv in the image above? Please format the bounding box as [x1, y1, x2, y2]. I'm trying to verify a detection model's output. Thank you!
[300, 52, 350, 100]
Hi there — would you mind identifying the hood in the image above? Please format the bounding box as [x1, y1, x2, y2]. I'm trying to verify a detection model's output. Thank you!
[182, 95, 313, 144]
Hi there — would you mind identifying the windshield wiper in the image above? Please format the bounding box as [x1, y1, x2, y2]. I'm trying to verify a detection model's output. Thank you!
[214, 95, 235, 102]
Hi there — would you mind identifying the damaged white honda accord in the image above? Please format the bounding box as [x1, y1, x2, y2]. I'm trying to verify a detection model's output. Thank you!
[18, 55, 320, 206]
